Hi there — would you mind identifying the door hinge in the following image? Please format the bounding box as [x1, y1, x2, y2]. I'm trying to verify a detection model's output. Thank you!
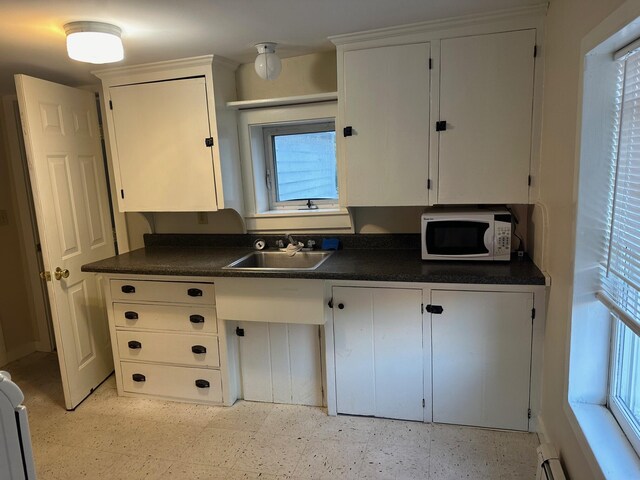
[533, 45, 538, 58]
[435, 120, 447, 132]
[531, 308, 536, 320]
[427, 179, 431, 190]
[205, 137, 214, 147]
[528, 408, 532, 419]
[109, 100, 113, 110]
[422, 398, 425, 408]
[528, 175, 532, 186]
[429, 58, 432, 70]
[40, 271, 51, 282]
[328, 298, 334, 309]
[120, 189, 124, 199]
[235, 327, 245, 337]
[426, 304, 444, 314]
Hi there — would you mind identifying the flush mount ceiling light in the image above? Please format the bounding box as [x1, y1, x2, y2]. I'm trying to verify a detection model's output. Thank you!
[254, 42, 282, 80]
[64, 21, 124, 64]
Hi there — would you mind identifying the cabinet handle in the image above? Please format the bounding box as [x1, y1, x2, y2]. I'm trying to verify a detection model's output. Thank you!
[191, 345, 207, 354]
[187, 288, 203, 297]
[121, 285, 136, 294]
[132, 373, 146, 382]
[189, 314, 205, 324]
[338, 303, 345, 310]
[128, 340, 142, 349]
[124, 311, 139, 320]
[343, 126, 353, 137]
[195, 379, 210, 389]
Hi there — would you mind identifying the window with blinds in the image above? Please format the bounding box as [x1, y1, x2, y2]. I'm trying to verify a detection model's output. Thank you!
[602, 48, 640, 456]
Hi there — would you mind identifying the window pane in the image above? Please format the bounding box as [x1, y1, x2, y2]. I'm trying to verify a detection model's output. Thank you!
[273, 131, 337, 202]
[612, 320, 640, 435]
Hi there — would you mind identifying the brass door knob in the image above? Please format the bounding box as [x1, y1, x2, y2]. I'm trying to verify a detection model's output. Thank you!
[54, 267, 70, 281]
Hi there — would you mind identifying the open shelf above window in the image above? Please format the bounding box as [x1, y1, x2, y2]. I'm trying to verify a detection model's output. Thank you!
[226, 92, 338, 110]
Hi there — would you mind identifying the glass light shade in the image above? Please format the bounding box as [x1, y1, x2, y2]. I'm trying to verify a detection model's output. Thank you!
[254, 43, 282, 80]
[64, 22, 123, 64]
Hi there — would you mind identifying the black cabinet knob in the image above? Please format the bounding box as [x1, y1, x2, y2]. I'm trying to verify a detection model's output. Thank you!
[128, 340, 142, 349]
[121, 285, 136, 294]
[191, 345, 207, 354]
[338, 303, 345, 309]
[189, 314, 205, 324]
[132, 373, 146, 382]
[187, 288, 203, 297]
[124, 311, 139, 320]
[195, 379, 210, 389]
[343, 126, 353, 137]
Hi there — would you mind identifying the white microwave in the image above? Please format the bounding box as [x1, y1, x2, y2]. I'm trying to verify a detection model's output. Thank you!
[421, 210, 512, 261]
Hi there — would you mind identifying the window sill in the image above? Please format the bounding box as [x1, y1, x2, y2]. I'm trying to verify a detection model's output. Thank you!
[568, 402, 640, 479]
[244, 208, 353, 233]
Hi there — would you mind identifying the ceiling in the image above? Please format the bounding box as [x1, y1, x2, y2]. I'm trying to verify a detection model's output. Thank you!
[0, 0, 542, 95]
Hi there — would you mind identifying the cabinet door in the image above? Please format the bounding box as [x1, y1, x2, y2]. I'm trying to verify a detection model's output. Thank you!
[342, 43, 430, 206]
[437, 29, 536, 204]
[109, 77, 217, 211]
[333, 287, 423, 420]
[431, 290, 533, 431]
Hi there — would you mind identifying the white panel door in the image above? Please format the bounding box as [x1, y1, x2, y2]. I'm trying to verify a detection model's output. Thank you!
[343, 43, 430, 206]
[333, 287, 423, 420]
[431, 290, 533, 431]
[437, 29, 536, 204]
[15, 75, 115, 409]
[109, 77, 217, 212]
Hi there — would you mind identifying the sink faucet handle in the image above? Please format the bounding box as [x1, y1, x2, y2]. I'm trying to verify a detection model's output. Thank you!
[307, 239, 316, 249]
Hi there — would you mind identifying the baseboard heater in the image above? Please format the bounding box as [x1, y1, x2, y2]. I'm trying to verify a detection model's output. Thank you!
[537, 443, 567, 480]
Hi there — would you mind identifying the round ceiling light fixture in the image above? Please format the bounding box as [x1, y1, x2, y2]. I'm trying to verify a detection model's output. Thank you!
[64, 21, 124, 64]
[254, 42, 282, 81]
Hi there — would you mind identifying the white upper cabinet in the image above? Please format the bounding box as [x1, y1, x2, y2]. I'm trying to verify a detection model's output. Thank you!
[332, 7, 544, 206]
[94, 56, 244, 213]
[341, 43, 431, 206]
[437, 30, 536, 204]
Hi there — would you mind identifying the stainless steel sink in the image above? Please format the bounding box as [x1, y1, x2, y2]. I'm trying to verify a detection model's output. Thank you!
[223, 250, 333, 271]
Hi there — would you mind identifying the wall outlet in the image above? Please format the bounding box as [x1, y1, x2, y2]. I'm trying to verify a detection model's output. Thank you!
[0, 209, 8, 226]
[196, 212, 208, 225]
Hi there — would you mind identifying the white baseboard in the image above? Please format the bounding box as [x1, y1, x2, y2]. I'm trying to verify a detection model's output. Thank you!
[537, 414, 550, 444]
[5, 342, 37, 364]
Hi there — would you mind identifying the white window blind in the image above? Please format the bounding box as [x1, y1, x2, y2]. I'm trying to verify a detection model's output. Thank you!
[601, 50, 640, 337]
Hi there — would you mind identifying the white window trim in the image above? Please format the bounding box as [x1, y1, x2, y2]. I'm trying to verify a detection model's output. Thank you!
[237, 101, 353, 234]
[567, 2, 640, 479]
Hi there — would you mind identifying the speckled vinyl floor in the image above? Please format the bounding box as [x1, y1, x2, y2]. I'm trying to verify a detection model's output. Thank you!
[2, 353, 539, 479]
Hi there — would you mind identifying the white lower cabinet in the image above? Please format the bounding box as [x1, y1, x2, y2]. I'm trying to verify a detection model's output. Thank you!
[333, 286, 424, 421]
[106, 277, 230, 405]
[430, 290, 534, 431]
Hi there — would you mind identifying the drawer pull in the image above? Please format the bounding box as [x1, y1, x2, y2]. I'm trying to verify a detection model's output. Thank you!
[132, 373, 146, 382]
[121, 285, 136, 294]
[128, 340, 142, 349]
[195, 379, 210, 389]
[187, 288, 203, 297]
[189, 314, 205, 324]
[124, 311, 139, 320]
[191, 345, 207, 354]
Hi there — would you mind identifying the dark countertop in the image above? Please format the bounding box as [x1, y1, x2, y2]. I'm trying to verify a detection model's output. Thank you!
[82, 245, 546, 285]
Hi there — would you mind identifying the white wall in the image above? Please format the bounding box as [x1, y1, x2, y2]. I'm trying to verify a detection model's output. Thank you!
[533, 0, 626, 478]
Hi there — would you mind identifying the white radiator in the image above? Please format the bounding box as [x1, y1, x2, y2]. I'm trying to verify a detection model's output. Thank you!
[0, 371, 36, 480]
[537, 443, 567, 480]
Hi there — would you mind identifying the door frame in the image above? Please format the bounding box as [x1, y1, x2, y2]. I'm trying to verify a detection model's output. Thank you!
[1, 95, 53, 353]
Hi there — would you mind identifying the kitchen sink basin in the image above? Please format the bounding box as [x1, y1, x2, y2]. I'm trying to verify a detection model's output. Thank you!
[223, 250, 333, 271]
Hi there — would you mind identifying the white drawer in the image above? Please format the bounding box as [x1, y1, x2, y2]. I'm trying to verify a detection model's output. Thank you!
[113, 303, 217, 333]
[121, 362, 222, 403]
[116, 331, 220, 367]
[110, 279, 215, 305]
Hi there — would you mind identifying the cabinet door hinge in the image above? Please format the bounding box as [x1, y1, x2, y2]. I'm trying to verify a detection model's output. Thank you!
[528, 408, 532, 419]
[426, 304, 444, 314]
[109, 100, 113, 110]
[423, 398, 426, 408]
[528, 175, 532, 186]
[531, 307, 536, 320]
[120, 189, 124, 199]
[421, 303, 424, 314]
[427, 179, 431, 190]
[435, 120, 447, 132]
[328, 298, 334, 309]
[235, 327, 245, 337]
[533, 45, 538, 58]
[205, 137, 214, 147]
[429, 58, 432, 70]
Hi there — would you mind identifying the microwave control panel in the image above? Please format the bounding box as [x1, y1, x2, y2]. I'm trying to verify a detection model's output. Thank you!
[494, 224, 512, 257]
